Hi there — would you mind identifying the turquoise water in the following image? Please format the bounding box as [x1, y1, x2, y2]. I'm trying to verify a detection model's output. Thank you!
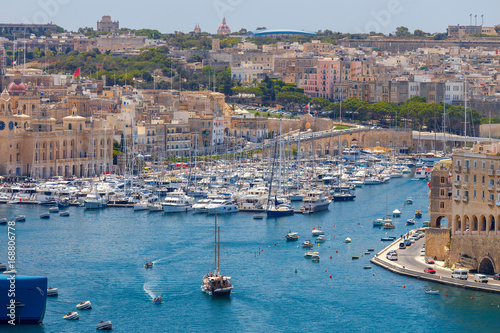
[1, 178, 499, 332]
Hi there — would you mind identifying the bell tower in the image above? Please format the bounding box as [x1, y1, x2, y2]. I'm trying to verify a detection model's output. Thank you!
[67, 85, 91, 118]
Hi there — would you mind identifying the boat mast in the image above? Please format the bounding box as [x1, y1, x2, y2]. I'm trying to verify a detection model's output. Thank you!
[214, 211, 217, 273]
[217, 225, 220, 274]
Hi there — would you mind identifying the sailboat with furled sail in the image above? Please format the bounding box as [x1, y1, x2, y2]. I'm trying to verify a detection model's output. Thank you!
[201, 212, 233, 296]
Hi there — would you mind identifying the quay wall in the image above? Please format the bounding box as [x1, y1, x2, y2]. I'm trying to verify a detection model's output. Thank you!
[449, 236, 500, 274]
[425, 228, 451, 262]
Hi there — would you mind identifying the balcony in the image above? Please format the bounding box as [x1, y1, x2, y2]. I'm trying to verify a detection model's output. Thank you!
[496, 200, 500, 206]
[463, 166, 469, 173]
[454, 165, 461, 173]
[453, 181, 461, 187]
[488, 169, 495, 176]
[488, 184, 495, 191]
[488, 199, 495, 206]
[453, 195, 461, 201]
[462, 196, 468, 203]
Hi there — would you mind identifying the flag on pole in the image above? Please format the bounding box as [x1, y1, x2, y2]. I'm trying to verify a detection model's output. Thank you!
[73, 68, 80, 78]
[305, 103, 310, 113]
[12, 60, 16, 66]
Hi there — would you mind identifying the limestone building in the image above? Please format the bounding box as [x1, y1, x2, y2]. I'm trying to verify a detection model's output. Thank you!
[428, 142, 500, 275]
[97, 16, 119, 32]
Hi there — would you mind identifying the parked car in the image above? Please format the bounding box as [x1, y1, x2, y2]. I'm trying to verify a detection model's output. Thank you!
[494, 273, 500, 280]
[386, 252, 398, 261]
[399, 242, 406, 249]
[420, 249, 426, 256]
[474, 274, 488, 284]
[425, 257, 435, 264]
[424, 267, 436, 274]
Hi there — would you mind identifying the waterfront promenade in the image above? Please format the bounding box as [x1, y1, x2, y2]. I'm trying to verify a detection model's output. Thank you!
[371, 230, 500, 294]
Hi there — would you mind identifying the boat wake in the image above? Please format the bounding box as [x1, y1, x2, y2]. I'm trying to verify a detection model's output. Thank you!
[143, 282, 157, 299]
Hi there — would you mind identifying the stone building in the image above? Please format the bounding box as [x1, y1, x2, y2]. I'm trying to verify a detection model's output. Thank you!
[97, 16, 119, 32]
[428, 142, 500, 275]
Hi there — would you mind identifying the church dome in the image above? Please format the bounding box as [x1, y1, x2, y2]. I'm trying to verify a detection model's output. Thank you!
[7, 71, 26, 95]
[217, 17, 231, 35]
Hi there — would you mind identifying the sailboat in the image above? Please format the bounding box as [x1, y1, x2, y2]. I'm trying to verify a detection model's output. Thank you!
[201, 212, 233, 296]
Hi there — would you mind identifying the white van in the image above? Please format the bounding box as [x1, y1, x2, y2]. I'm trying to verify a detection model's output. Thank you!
[451, 269, 468, 280]
[474, 274, 488, 284]
[386, 252, 398, 261]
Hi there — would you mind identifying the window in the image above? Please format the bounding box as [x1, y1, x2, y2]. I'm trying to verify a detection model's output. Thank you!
[440, 177, 445, 184]
[482, 191, 485, 200]
[474, 175, 477, 183]
[465, 190, 469, 197]
[465, 175, 469, 182]
[456, 175, 460, 181]
[482, 176, 485, 184]
[440, 202, 445, 209]
[474, 190, 477, 199]
[440, 189, 445, 196]
[482, 161, 485, 170]
[474, 160, 477, 168]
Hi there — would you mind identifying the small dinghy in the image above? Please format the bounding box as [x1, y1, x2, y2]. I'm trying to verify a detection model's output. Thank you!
[363, 266, 372, 269]
[63, 312, 79, 320]
[311, 254, 320, 262]
[49, 206, 59, 213]
[392, 209, 401, 217]
[153, 296, 163, 304]
[344, 238, 352, 243]
[76, 301, 92, 310]
[406, 219, 415, 225]
[425, 289, 439, 295]
[253, 214, 264, 219]
[301, 240, 314, 248]
[0, 218, 7, 225]
[14, 215, 25, 222]
[312, 227, 324, 237]
[352, 256, 359, 260]
[145, 261, 154, 268]
[315, 235, 326, 243]
[40, 213, 50, 219]
[0, 263, 6, 271]
[47, 288, 58, 296]
[96, 320, 113, 330]
[3, 270, 17, 274]
[59, 211, 70, 217]
[367, 249, 374, 252]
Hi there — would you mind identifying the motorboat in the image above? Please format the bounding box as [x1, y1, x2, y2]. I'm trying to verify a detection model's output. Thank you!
[59, 211, 70, 217]
[406, 219, 415, 225]
[373, 219, 384, 227]
[345, 238, 352, 243]
[0, 263, 7, 270]
[266, 204, 294, 217]
[47, 287, 58, 296]
[352, 256, 360, 260]
[312, 227, 325, 237]
[133, 200, 149, 211]
[415, 210, 422, 218]
[383, 222, 395, 229]
[145, 261, 154, 268]
[285, 232, 299, 242]
[392, 209, 401, 217]
[315, 235, 326, 243]
[84, 193, 107, 210]
[253, 214, 264, 219]
[192, 199, 212, 214]
[63, 312, 79, 320]
[76, 301, 92, 310]
[14, 215, 26, 222]
[207, 199, 238, 215]
[422, 221, 430, 227]
[425, 289, 439, 295]
[332, 190, 356, 201]
[0, 218, 7, 225]
[302, 240, 314, 248]
[304, 251, 319, 259]
[40, 213, 50, 219]
[148, 203, 163, 212]
[57, 199, 71, 208]
[3, 270, 17, 274]
[153, 296, 163, 304]
[162, 195, 194, 213]
[311, 253, 320, 262]
[381, 236, 397, 241]
[405, 198, 413, 205]
[96, 320, 113, 330]
[48, 206, 59, 213]
[301, 189, 331, 213]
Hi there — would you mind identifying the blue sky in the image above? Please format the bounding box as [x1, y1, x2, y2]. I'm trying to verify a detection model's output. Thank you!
[1, 0, 499, 34]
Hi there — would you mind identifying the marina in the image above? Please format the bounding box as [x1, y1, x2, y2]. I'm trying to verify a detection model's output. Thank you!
[1, 176, 499, 331]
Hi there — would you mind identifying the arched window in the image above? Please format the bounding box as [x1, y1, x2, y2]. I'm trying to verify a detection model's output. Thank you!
[68, 123, 72, 130]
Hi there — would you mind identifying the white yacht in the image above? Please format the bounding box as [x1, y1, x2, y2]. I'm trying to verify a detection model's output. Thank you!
[133, 200, 149, 211]
[162, 195, 194, 213]
[84, 193, 107, 209]
[301, 189, 331, 213]
[147, 202, 163, 212]
[237, 187, 268, 211]
[207, 199, 238, 215]
[192, 199, 212, 214]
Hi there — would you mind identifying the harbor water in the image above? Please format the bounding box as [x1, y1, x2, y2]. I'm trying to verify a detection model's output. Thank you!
[1, 177, 499, 332]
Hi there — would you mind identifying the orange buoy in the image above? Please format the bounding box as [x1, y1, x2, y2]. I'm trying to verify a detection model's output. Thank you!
[373, 273, 375, 276]
[274, 243, 276, 246]
[329, 275, 332, 278]
[328, 246, 330, 248]
[261, 249, 263, 252]
[357, 223, 360, 225]
[330, 256, 332, 259]
[336, 250, 338, 253]
[471, 297, 474, 300]
[403, 285, 405, 288]
[325, 269, 327, 272]
[334, 225, 336, 227]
